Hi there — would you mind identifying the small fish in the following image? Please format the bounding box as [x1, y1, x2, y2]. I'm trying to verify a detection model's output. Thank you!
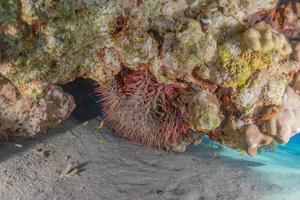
[98, 121, 104, 129]
[239, 150, 245, 157]
[98, 137, 105, 145]
[82, 121, 89, 127]
[15, 144, 23, 148]
[61, 163, 80, 178]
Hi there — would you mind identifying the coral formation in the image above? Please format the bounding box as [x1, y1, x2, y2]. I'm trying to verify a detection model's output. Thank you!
[1, 0, 300, 156]
[243, 22, 292, 56]
[187, 91, 221, 132]
[221, 115, 273, 156]
[292, 41, 300, 61]
[217, 45, 273, 89]
[113, 19, 159, 70]
[151, 20, 217, 87]
[264, 85, 300, 144]
[0, 75, 75, 139]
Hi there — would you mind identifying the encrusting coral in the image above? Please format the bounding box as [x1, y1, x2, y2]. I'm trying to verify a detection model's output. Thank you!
[187, 91, 221, 132]
[151, 19, 217, 88]
[217, 44, 273, 89]
[1, 0, 300, 156]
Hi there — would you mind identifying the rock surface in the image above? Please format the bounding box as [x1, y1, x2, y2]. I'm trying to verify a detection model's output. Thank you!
[0, 75, 75, 139]
[1, 0, 300, 154]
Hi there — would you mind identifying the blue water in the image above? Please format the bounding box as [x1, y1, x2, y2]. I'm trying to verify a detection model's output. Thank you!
[202, 134, 300, 200]
[203, 134, 300, 199]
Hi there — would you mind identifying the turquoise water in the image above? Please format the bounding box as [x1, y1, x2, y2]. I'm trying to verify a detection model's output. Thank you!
[205, 134, 300, 200]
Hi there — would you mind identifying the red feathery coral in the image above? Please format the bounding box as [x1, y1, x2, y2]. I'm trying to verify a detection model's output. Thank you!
[97, 69, 191, 150]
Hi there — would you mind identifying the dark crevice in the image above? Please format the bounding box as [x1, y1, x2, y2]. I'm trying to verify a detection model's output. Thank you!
[61, 78, 101, 122]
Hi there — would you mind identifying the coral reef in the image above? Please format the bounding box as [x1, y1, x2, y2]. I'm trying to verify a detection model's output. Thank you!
[291, 41, 300, 61]
[151, 20, 217, 87]
[221, 115, 273, 156]
[217, 44, 273, 89]
[264, 84, 300, 144]
[1, 0, 300, 156]
[0, 75, 75, 139]
[243, 22, 292, 56]
[187, 91, 221, 132]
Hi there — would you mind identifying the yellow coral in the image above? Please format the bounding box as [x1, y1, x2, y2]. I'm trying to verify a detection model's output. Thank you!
[218, 48, 272, 88]
[20, 0, 34, 25]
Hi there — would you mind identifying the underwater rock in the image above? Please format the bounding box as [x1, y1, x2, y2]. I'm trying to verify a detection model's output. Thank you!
[162, 0, 189, 17]
[264, 86, 300, 144]
[151, 20, 217, 88]
[222, 82, 300, 156]
[196, 0, 277, 39]
[77, 47, 122, 85]
[113, 18, 159, 70]
[0, 75, 75, 139]
[292, 72, 300, 92]
[232, 59, 300, 117]
[0, 0, 125, 99]
[187, 91, 221, 132]
[220, 115, 272, 157]
[216, 38, 274, 89]
[242, 124, 273, 156]
[292, 41, 300, 62]
[232, 68, 287, 117]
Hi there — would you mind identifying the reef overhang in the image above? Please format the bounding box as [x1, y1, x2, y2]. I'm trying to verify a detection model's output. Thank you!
[1, 0, 300, 156]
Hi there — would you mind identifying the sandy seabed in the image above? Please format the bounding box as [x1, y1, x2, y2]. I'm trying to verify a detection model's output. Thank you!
[0, 113, 292, 200]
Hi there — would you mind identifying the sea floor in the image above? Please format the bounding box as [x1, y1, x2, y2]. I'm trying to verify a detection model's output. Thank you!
[218, 134, 300, 200]
[0, 115, 298, 200]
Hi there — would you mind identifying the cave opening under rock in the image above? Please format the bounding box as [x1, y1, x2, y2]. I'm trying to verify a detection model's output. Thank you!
[61, 78, 101, 122]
